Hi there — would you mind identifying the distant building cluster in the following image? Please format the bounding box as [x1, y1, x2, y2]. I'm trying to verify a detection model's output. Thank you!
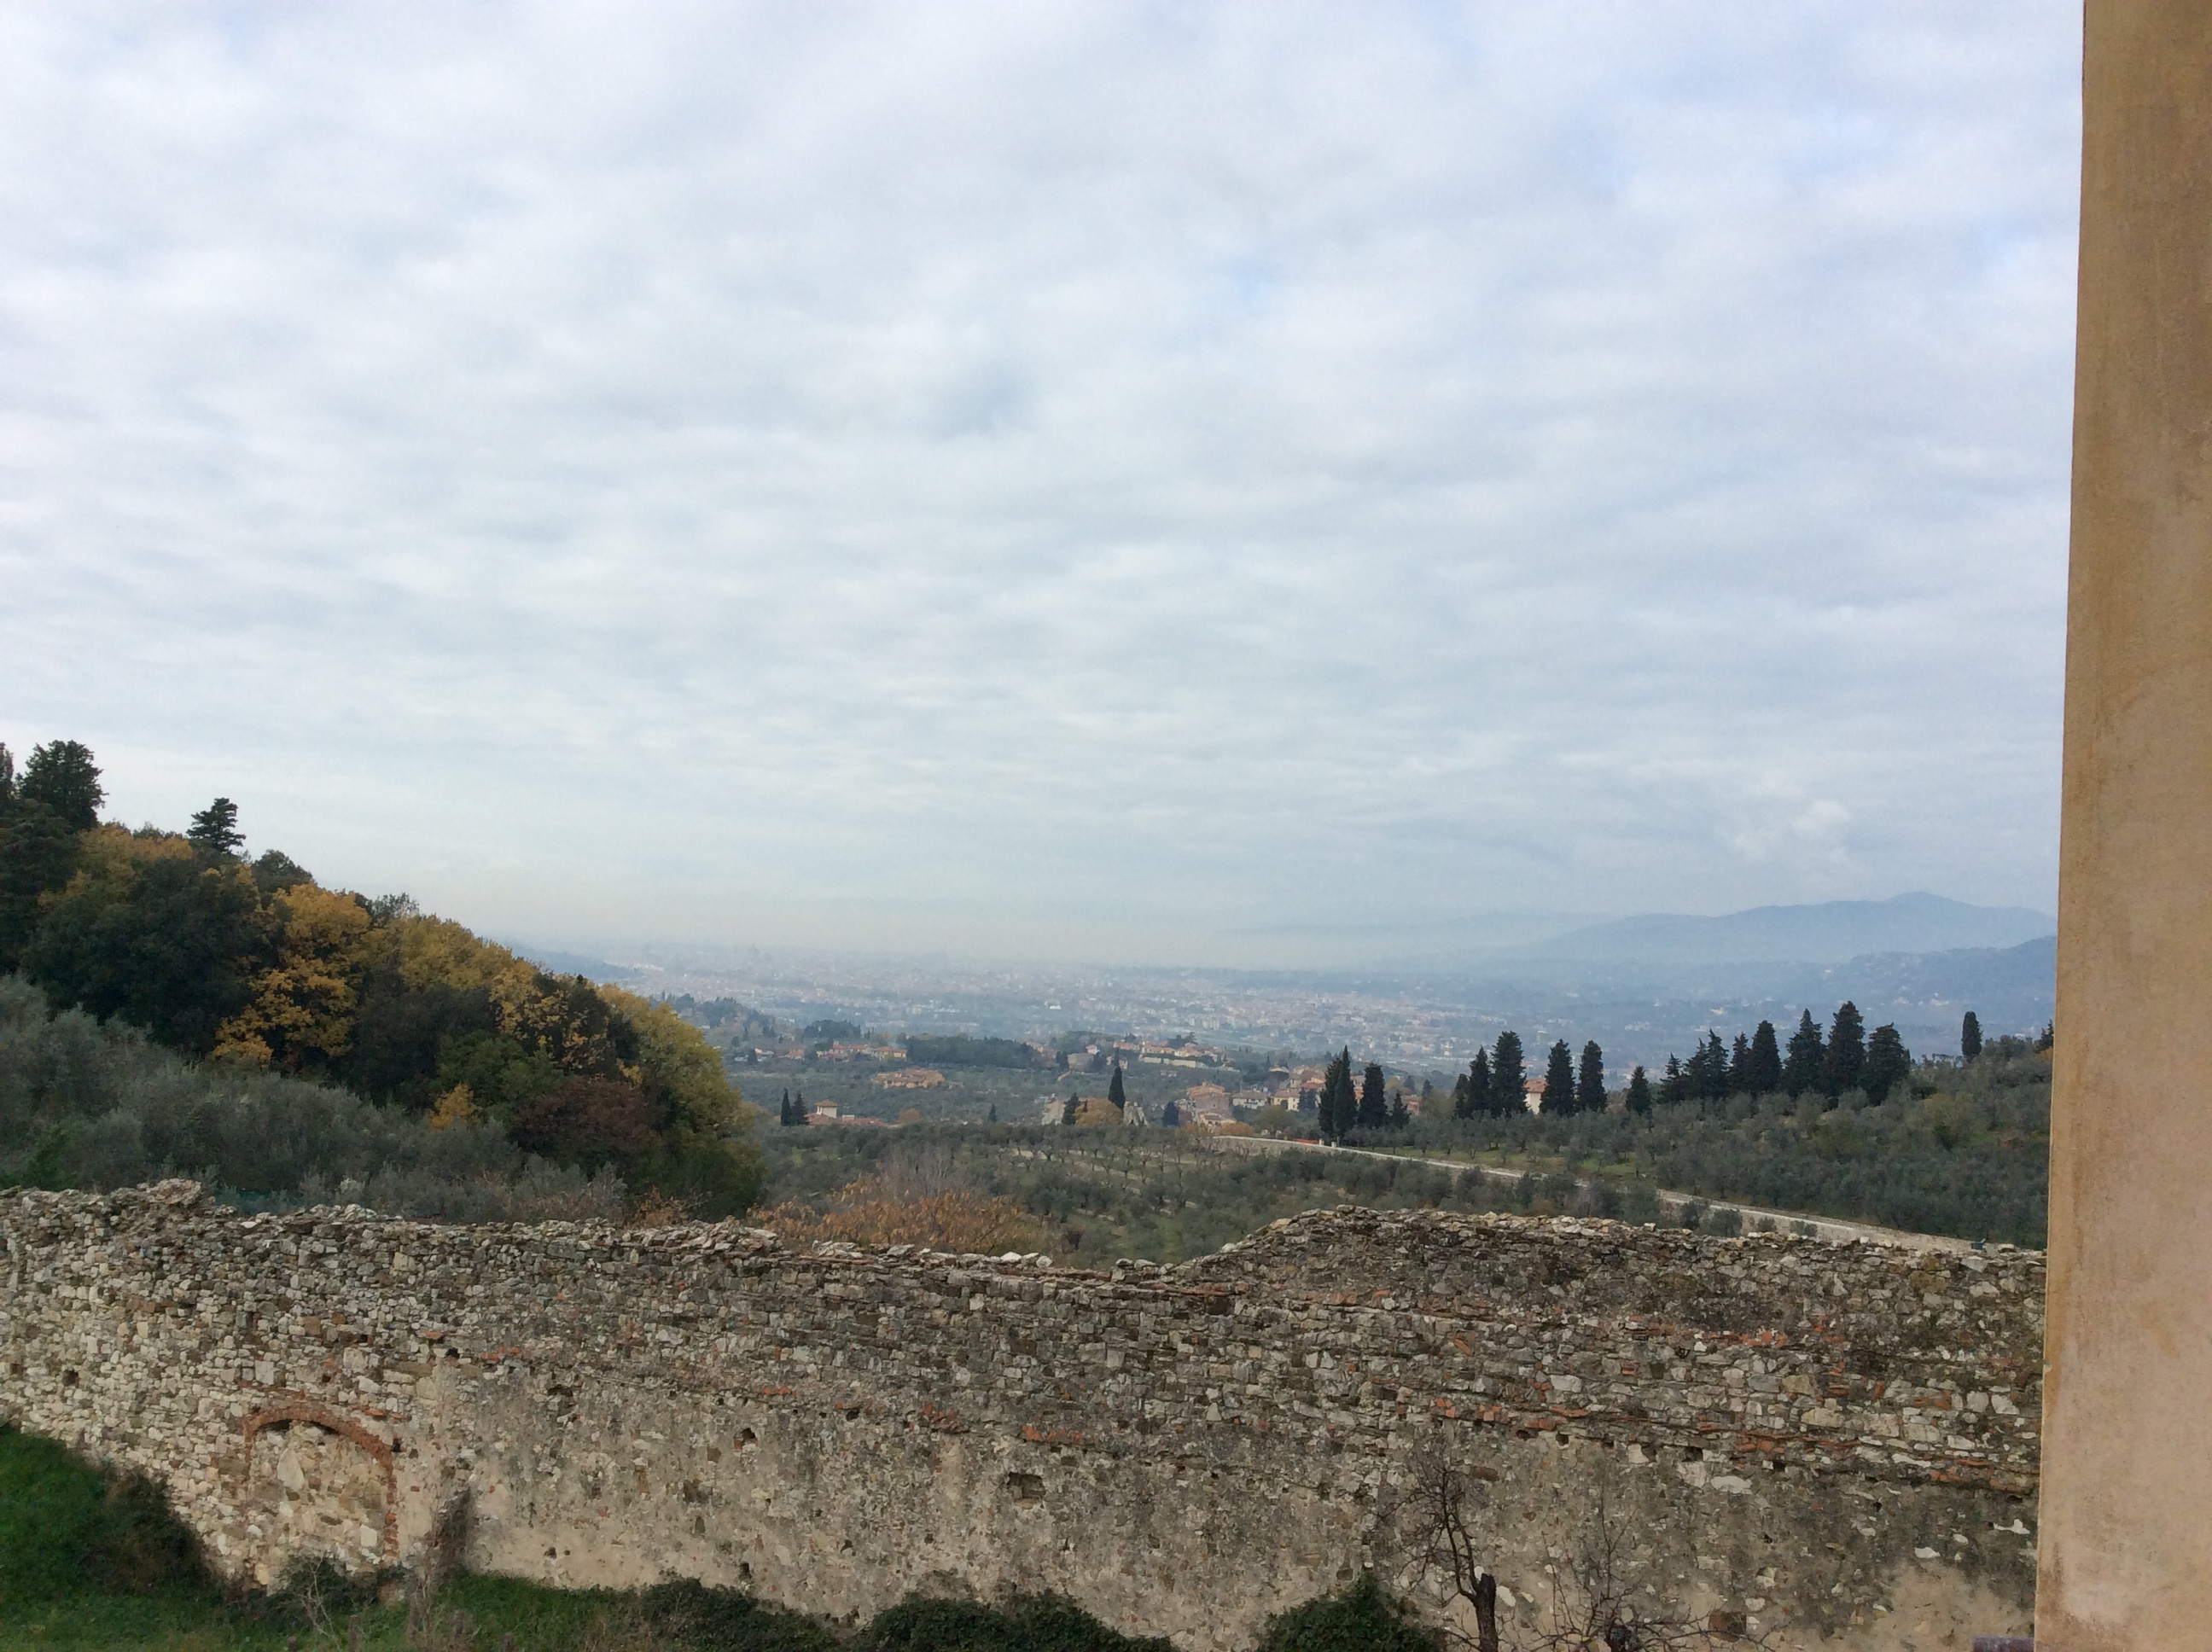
[873, 1067, 947, 1090]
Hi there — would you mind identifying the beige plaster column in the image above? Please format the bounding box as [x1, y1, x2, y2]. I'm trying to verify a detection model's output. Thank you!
[2041, 3, 2212, 1645]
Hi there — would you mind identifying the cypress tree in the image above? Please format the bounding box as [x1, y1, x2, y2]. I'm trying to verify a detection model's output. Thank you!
[1682, 1032, 1726, 1100]
[1388, 1091, 1411, 1128]
[1658, 1054, 1687, 1106]
[1451, 1072, 1470, 1115]
[1728, 1032, 1751, 1095]
[1782, 1009, 1825, 1096]
[1704, 1032, 1730, 1098]
[1865, 1023, 1911, 1102]
[1542, 1040, 1575, 1115]
[1825, 1001, 1866, 1097]
[1320, 1048, 1355, 1139]
[1161, 1099, 1181, 1126]
[1960, 1010, 1983, 1064]
[1108, 1061, 1126, 1110]
[1748, 1020, 1784, 1094]
[1576, 1041, 1606, 1115]
[1358, 1062, 1388, 1130]
[1465, 1050, 1492, 1118]
[1490, 1032, 1526, 1115]
[1626, 1065, 1653, 1114]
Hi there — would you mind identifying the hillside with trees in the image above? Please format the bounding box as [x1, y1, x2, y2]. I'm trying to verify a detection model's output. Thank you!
[0, 740, 762, 1216]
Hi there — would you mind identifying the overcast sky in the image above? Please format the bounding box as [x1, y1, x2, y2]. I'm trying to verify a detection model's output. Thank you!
[1, 3, 2081, 966]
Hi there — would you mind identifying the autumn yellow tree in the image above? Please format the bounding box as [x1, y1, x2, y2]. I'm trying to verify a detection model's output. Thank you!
[213, 884, 375, 1067]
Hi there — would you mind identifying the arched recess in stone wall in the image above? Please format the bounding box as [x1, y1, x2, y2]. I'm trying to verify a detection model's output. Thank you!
[236, 1402, 398, 1584]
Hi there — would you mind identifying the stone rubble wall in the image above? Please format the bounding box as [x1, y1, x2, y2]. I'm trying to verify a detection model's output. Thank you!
[1, 1184, 2041, 1649]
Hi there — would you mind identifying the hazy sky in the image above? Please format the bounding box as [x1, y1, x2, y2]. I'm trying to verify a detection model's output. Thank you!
[2, 3, 2081, 966]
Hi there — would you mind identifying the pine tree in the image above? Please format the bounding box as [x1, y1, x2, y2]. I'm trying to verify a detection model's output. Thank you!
[1782, 1009, 1825, 1096]
[1626, 1065, 1653, 1114]
[1748, 1020, 1784, 1094]
[1825, 1001, 1866, 1098]
[1960, 1010, 1983, 1064]
[1728, 1032, 1751, 1095]
[1357, 1062, 1388, 1130]
[1490, 1032, 1525, 1116]
[1864, 1023, 1911, 1102]
[18, 741, 103, 832]
[186, 797, 244, 858]
[1543, 1041, 1575, 1115]
[1576, 1042, 1606, 1114]
[1108, 1061, 1126, 1110]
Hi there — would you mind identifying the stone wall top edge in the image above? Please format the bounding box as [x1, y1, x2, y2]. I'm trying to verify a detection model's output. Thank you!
[3, 1180, 2046, 1288]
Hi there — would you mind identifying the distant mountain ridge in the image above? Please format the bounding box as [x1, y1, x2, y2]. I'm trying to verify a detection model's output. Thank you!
[1526, 892, 2054, 966]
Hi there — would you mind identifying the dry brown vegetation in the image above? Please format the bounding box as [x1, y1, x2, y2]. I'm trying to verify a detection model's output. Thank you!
[756, 1146, 1045, 1254]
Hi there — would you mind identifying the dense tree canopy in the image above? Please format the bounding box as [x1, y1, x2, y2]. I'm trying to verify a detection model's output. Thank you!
[1649, 1002, 1910, 1113]
[0, 740, 763, 1215]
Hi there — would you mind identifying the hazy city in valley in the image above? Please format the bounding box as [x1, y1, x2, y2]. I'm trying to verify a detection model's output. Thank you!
[0, 6, 2110, 1651]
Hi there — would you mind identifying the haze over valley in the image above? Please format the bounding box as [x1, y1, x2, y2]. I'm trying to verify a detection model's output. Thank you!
[520, 891, 2056, 1076]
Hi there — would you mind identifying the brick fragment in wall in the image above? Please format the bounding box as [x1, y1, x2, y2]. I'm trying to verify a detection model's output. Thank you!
[1, 1184, 2039, 1649]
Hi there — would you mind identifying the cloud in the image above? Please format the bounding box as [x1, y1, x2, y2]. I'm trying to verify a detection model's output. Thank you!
[0, 1, 2080, 963]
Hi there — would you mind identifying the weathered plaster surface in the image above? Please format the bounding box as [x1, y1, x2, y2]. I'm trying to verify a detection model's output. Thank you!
[2046, 3, 2212, 1646]
[3, 1184, 2037, 1648]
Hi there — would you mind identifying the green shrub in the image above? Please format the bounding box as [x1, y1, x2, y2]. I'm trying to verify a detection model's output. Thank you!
[860, 1591, 1175, 1652]
[0, 1424, 210, 1603]
[637, 1578, 841, 1651]
[1254, 1573, 1435, 1652]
